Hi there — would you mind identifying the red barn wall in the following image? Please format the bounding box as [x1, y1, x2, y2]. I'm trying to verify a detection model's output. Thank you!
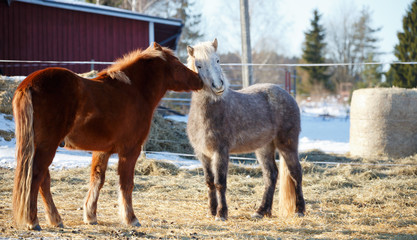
[0, 1, 149, 75]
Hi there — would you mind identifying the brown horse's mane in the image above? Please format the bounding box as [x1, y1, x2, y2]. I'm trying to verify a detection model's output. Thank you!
[99, 46, 175, 84]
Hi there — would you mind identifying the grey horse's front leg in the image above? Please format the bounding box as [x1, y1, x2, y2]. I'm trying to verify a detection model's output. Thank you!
[212, 148, 229, 221]
[197, 152, 217, 217]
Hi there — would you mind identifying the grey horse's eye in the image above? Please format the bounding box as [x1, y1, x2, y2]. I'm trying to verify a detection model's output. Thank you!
[197, 66, 202, 69]
[217, 59, 219, 63]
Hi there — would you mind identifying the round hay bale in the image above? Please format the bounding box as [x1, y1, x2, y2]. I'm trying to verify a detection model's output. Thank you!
[350, 88, 417, 159]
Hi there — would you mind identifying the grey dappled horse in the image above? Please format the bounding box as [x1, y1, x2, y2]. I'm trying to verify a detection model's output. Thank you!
[186, 39, 305, 221]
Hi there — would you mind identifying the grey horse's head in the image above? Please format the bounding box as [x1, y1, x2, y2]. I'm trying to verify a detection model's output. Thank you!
[187, 38, 229, 99]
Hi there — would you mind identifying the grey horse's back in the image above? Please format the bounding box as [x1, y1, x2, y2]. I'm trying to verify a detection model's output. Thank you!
[226, 83, 300, 153]
[239, 83, 300, 135]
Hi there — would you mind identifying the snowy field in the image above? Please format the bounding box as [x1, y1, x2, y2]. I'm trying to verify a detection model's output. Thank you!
[0, 98, 350, 169]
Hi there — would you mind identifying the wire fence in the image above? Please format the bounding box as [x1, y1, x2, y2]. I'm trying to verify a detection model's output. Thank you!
[144, 151, 417, 167]
[2, 59, 417, 167]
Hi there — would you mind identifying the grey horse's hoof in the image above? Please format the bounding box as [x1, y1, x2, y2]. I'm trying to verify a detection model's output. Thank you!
[295, 212, 305, 217]
[214, 216, 226, 221]
[251, 212, 264, 219]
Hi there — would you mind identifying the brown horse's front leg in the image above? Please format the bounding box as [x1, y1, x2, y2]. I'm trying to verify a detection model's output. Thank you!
[212, 149, 229, 221]
[84, 152, 111, 225]
[197, 153, 217, 217]
[118, 149, 141, 227]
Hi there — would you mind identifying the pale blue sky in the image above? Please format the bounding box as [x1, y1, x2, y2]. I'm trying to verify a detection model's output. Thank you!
[199, 0, 413, 62]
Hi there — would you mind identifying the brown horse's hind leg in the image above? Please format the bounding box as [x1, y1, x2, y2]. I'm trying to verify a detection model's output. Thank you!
[40, 170, 63, 227]
[252, 142, 278, 218]
[118, 149, 141, 227]
[212, 148, 229, 221]
[83, 151, 111, 225]
[197, 152, 217, 217]
[27, 147, 58, 230]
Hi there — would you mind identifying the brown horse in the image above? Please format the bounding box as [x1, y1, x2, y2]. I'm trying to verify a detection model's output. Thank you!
[186, 39, 305, 221]
[12, 43, 203, 230]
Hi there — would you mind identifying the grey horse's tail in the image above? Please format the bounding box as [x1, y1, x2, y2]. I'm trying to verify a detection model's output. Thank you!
[277, 155, 297, 216]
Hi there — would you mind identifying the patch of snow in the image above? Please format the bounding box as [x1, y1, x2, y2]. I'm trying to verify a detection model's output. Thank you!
[0, 98, 351, 169]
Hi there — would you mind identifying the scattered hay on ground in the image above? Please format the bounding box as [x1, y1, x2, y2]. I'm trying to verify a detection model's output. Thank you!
[0, 152, 416, 239]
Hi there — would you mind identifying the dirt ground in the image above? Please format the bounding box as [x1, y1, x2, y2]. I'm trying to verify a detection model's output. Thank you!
[0, 152, 416, 239]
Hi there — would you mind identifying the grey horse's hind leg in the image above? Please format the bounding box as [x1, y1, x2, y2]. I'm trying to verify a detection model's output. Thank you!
[196, 152, 218, 217]
[279, 149, 305, 215]
[275, 132, 305, 216]
[252, 142, 278, 218]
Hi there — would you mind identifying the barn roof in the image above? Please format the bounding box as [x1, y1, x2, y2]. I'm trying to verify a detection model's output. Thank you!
[8, 0, 183, 26]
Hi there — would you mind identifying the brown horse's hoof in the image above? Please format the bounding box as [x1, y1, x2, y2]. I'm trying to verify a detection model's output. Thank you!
[128, 218, 141, 227]
[57, 222, 64, 228]
[28, 224, 42, 231]
[251, 212, 264, 219]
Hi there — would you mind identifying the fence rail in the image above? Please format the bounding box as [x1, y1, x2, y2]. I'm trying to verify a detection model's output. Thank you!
[2, 59, 417, 66]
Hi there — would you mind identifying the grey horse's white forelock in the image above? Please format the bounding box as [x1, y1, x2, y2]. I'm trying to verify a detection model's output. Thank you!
[192, 41, 216, 60]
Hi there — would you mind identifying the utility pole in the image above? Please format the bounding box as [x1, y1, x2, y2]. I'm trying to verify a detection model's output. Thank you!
[240, 0, 253, 88]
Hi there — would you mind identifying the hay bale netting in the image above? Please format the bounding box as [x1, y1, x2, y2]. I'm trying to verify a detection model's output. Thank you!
[350, 88, 417, 159]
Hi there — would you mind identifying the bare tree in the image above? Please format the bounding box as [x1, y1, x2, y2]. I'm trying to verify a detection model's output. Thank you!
[326, 3, 381, 88]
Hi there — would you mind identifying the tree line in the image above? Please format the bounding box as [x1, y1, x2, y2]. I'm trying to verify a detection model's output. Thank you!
[300, 0, 417, 97]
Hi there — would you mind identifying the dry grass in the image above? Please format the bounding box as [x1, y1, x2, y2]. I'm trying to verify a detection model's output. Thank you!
[0, 152, 416, 239]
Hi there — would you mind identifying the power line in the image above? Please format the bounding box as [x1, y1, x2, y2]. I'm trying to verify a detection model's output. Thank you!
[221, 61, 417, 67]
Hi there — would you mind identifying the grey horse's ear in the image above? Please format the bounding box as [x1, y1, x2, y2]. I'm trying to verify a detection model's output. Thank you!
[212, 38, 218, 51]
[187, 45, 194, 57]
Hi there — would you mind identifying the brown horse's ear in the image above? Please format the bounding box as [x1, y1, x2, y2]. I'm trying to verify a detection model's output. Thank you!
[187, 46, 194, 57]
[212, 38, 218, 51]
[153, 42, 163, 51]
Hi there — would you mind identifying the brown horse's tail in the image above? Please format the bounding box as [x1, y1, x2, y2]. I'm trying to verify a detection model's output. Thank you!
[277, 156, 297, 217]
[12, 88, 35, 228]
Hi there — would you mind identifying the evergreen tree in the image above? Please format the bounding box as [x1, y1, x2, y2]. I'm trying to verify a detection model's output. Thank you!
[301, 9, 331, 91]
[390, 0, 417, 88]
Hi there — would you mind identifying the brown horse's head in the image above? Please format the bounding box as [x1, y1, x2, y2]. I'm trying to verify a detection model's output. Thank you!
[103, 43, 203, 92]
[151, 43, 203, 92]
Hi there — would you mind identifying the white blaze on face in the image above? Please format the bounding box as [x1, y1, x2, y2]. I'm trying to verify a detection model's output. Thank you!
[187, 39, 229, 98]
[195, 51, 227, 96]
